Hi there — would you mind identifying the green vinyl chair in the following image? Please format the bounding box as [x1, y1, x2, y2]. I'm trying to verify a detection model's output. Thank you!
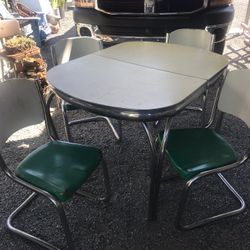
[0, 79, 111, 249]
[50, 36, 120, 142]
[158, 69, 250, 230]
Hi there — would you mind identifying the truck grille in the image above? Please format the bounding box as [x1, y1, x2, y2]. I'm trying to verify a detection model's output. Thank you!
[97, 0, 205, 14]
[97, 0, 144, 13]
[155, 0, 205, 13]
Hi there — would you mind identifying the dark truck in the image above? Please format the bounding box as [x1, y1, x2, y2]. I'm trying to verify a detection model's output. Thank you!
[73, 0, 234, 53]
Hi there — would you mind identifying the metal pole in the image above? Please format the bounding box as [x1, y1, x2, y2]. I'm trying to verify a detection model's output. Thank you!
[245, 0, 250, 24]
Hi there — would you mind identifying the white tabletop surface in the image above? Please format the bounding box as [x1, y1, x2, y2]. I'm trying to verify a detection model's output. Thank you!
[47, 41, 228, 121]
[96, 42, 228, 80]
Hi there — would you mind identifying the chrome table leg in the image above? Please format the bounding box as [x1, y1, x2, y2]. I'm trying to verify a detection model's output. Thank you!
[142, 118, 172, 220]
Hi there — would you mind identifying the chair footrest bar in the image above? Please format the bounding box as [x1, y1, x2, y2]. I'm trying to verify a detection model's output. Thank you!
[67, 116, 121, 141]
[176, 173, 246, 230]
[7, 192, 60, 250]
[68, 116, 110, 126]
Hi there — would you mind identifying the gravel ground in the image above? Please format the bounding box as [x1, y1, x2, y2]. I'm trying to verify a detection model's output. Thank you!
[1, 8, 250, 250]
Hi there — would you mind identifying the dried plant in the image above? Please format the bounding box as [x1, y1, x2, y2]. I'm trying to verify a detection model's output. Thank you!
[4, 36, 36, 54]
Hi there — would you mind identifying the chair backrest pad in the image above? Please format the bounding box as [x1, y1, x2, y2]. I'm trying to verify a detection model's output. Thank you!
[0, 79, 44, 150]
[168, 28, 214, 51]
[218, 70, 250, 128]
[51, 36, 103, 65]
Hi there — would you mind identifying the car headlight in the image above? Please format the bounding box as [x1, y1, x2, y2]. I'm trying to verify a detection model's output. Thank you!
[209, 0, 233, 7]
[74, 0, 95, 8]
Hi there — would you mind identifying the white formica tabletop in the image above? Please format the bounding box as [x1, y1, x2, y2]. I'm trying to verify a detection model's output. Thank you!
[47, 41, 228, 121]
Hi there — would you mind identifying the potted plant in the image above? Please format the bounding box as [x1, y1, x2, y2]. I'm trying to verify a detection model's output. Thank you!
[4, 36, 36, 54]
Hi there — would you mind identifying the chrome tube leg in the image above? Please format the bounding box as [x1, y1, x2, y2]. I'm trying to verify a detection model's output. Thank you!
[142, 118, 172, 221]
[175, 182, 192, 230]
[68, 115, 120, 142]
[215, 111, 224, 133]
[52, 200, 75, 250]
[153, 120, 159, 127]
[205, 70, 227, 128]
[7, 192, 60, 250]
[7, 191, 75, 250]
[103, 117, 121, 141]
[200, 89, 208, 127]
[45, 91, 59, 140]
[7, 193, 38, 233]
[61, 102, 72, 142]
[176, 173, 246, 230]
[117, 120, 122, 142]
[217, 173, 246, 213]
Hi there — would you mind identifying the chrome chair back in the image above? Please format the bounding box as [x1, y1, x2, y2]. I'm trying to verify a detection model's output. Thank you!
[51, 36, 103, 65]
[168, 28, 214, 51]
[167, 28, 215, 121]
[50, 36, 120, 142]
[218, 69, 250, 127]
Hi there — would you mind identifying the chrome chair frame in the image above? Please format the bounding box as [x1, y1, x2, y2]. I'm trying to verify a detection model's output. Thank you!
[176, 160, 247, 230]
[50, 37, 121, 142]
[60, 99, 121, 142]
[0, 79, 111, 250]
[163, 70, 250, 230]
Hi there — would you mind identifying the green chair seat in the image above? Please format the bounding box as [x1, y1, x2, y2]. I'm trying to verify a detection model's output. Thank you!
[16, 141, 102, 202]
[159, 128, 237, 180]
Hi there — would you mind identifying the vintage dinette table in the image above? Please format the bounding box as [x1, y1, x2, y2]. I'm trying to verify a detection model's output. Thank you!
[47, 41, 228, 220]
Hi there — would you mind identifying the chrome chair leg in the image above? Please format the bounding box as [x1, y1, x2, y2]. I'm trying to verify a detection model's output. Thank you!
[7, 192, 75, 250]
[76, 160, 111, 202]
[200, 90, 208, 126]
[45, 91, 59, 140]
[62, 102, 120, 142]
[185, 91, 206, 111]
[61, 104, 72, 142]
[175, 173, 246, 230]
[53, 199, 75, 250]
[153, 120, 160, 127]
[142, 119, 172, 221]
[102, 116, 121, 142]
[117, 120, 122, 142]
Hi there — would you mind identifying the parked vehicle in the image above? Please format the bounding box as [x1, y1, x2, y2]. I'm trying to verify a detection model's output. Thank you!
[73, 0, 234, 53]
